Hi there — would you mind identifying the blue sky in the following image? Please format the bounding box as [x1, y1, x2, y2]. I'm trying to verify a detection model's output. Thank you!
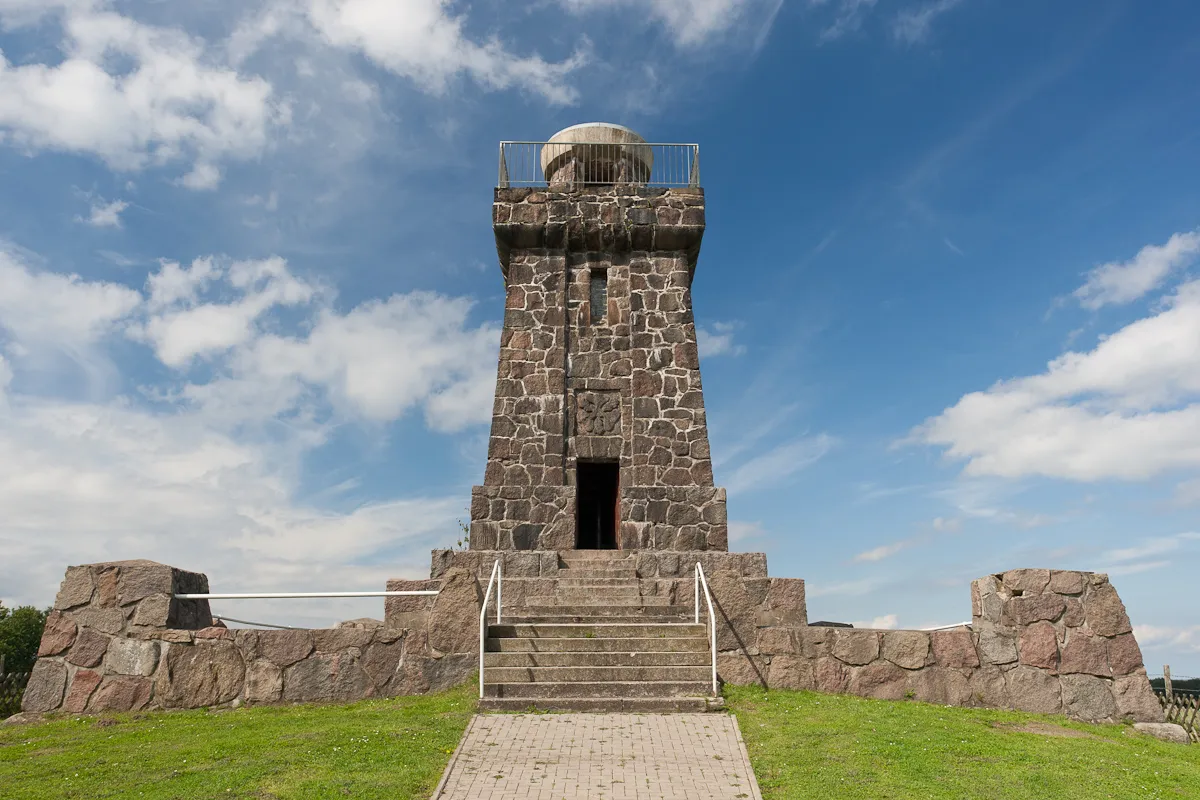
[1, 0, 1198, 675]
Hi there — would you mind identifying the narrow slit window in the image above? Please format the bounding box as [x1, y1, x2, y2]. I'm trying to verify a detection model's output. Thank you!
[589, 269, 608, 324]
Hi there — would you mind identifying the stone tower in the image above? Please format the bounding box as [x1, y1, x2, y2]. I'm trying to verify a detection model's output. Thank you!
[471, 123, 727, 553]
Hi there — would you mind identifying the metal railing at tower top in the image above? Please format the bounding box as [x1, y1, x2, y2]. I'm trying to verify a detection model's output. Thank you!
[498, 142, 700, 188]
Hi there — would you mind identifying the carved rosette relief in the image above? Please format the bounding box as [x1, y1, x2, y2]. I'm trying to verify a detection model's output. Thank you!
[576, 391, 621, 436]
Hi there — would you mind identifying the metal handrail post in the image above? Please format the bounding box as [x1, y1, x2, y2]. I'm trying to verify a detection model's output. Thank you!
[479, 560, 501, 700]
[694, 563, 700, 624]
[695, 562, 718, 696]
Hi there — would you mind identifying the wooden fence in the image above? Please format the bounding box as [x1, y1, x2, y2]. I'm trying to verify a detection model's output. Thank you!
[0, 670, 31, 719]
[1153, 690, 1199, 743]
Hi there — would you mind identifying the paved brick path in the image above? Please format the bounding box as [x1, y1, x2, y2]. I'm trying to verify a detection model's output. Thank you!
[432, 713, 762, 799]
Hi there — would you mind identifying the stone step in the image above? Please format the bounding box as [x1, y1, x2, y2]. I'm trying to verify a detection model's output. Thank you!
[478, 696, 725, 713]
[558, 551, 636, 561]
[503, 616, 690, 625]
[482, 680, 712, 699]
[556, 568, 637, 579]
[554, 577, 640, 587]
[514, 604, 692, 618]
[483, 665, 711, 683]
[545, 586, 644, 601]
[486, 636, 708, 653]
[489, 622, 706, 639]
[483, 651, 711, 667]
[537, 595, 670, 607]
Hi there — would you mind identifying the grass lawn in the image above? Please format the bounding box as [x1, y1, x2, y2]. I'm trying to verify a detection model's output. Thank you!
[727, 685, 1200, 799]
[0, 683, 475, 799]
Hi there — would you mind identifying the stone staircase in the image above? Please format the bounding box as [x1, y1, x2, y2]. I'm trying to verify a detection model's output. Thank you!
[479, 551, 721, 712]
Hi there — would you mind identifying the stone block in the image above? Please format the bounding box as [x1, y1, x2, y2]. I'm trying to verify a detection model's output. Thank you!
[156, 640, 245, 708]
[797, 626, 834, 659]
[37, 611, 77, 657]
[756, 627, 798, 655]
[429, 568, 481, 654]
[89, 677, 152, 713]
[715, 653, 767, 686]
[63, 670, 103, 713]
[931, 630, 979, 669]
[105, 638, 160, 676]
[313, 628, 374, 653]
[254, 630, 314, 667]
[814, 657, 851, 694]
[907, 667, 972, 706]
[832, 629, 879, 666]
[95, 567, 119, 607]
[361, 639, 406, 692]
[764, 578, 807, 625]
[1106, 633, 1145, 676]
[881, 630, 930, 670]
[67, 628, 110, 667]
[848, 662, 908, 700]
[1004, 665, 1062, 714]
[20, 660, 67, 713]
[1003, 569, 1051, 594]
[968, 666, 1008, 708]
[1049, 570, 1085, 595]
[1133, 723, 1189, 744]
[243, 660, 283, 704]
[708, 570, 756, 652]
[424, 653, 475, 692]
[132, 595, 172, 628]
[1060, 674, 1117, 722]
[77, 607, 125, 635]
[1006, 594, 1066, 626]
[1085, 581, 1132, 637]
[1059, 632, 1111, 677]
[1112, 670, 1165, 723]
[1018, 621, 1058, 670]
[977, 629, 1018, 665]
[54, 566, 95, 610]
[1062, 597, 1084, 627]
[766, 654, 815, 690]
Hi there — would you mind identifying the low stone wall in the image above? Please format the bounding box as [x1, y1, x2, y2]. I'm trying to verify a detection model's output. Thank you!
[22, 562, 480, 715]
[724, 569, 1164, 724]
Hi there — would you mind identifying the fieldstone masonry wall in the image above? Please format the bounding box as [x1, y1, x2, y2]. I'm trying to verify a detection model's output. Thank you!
[473, 186, 727, 552]
[23, 562, 478, 715]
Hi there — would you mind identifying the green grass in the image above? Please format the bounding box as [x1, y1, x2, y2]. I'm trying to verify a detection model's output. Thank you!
[727, 685, 1200, 799]
[0, 683, 476, 799]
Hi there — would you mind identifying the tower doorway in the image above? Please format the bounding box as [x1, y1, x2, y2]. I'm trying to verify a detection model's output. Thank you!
[576, 461, 619, 549]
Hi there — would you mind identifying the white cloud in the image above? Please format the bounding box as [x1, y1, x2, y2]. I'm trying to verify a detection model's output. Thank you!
[811, 0, 878, 42]
[697, 321, 746, 358]
[0, 247, 142, 350]
[178, 163, 222, 191]
[0, 5, 283, 184]
[728, 520, 765, 545]
[1099, 532, 1199, 564]
[851, 613, 898, 629]
[932, 515, 962, 532]
[892, 0, 964, 45]
[1101, 560, 1170, 577]
[1074, 231, 1200, 310]
[79, 197, 129, 228]
[1135, 624, 1200, 654]
[913, 275, 1200, 481]
[853, 541, 907, 563]
[726, 433, 835, 494]
[305, 0, 586, 104]
[561, 0, 764, 46]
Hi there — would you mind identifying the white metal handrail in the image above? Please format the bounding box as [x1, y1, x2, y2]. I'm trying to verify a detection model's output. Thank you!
[478, 559, 502, 699]
[694, 562, 718, 696]
[175, 591, 439, 599]
[498, 141, 700, 188]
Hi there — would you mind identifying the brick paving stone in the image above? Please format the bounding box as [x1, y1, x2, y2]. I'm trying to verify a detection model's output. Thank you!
[433, 713, 762, 799]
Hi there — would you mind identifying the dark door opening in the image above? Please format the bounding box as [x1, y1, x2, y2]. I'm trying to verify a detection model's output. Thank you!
[576, 461, 619, 549]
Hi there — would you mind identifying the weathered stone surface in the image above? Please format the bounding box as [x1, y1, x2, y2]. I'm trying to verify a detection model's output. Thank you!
[1060, 674, 1117, 722]
[156, 641, 245, 708]
[977, 629, 1018, 665]
[766, 654, 814, 690]
[424, 654, 475, 692]
[89, 677, 153, 713]
[1059, 632, 1111, 677]
[37, 611, 77, 656]
[283, 652, 372, 702]
[1133, 723, 1190, 744]
[907, 667, 972, 706]
[968, 666, 1008, 708]
[814, 657, 851, 694]
[1085, 581, 1132, 637]
[76, 608, 125, 635]
[257, 630, 314, 667]
[709, 570, 757, 652]
[1004, 665, 1062, 714]
[93, 567, 119, 607]
[132, 595, 171, 628]
[361, 639, 406, 691]
[313, 628, 374, 653]
[62, 670, 103, 713]
[243, 660, 283, 704]
[1007, 593, 1066, 626]
[55, 566, 95, 609]
[1062, 597, 1085, 627]
[67, 628, 110, 667]
[21, 660, 67, 712]
[1112, 671, 1165, 723]
[881, 630, 930, 670]
[1018, 621, 1059, 670]
[831, 629, 879, 666]
[116, 560, 175, 604]
[429, 568, 481, 654]
[1003, 569, 1051, 594]
[848, 662, 908, 700]
[797, 626, 833, 659]
[756, 627, 797, 655]
[104, 638, 160, 677]
[762, 578, 807, 625]
[195, 626, 232, 640]
[1049, 570, 1085, 595]
[716, 653, 767, 686]
[1105, 633, 1144, 677]
[931, 630, 979, 668]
